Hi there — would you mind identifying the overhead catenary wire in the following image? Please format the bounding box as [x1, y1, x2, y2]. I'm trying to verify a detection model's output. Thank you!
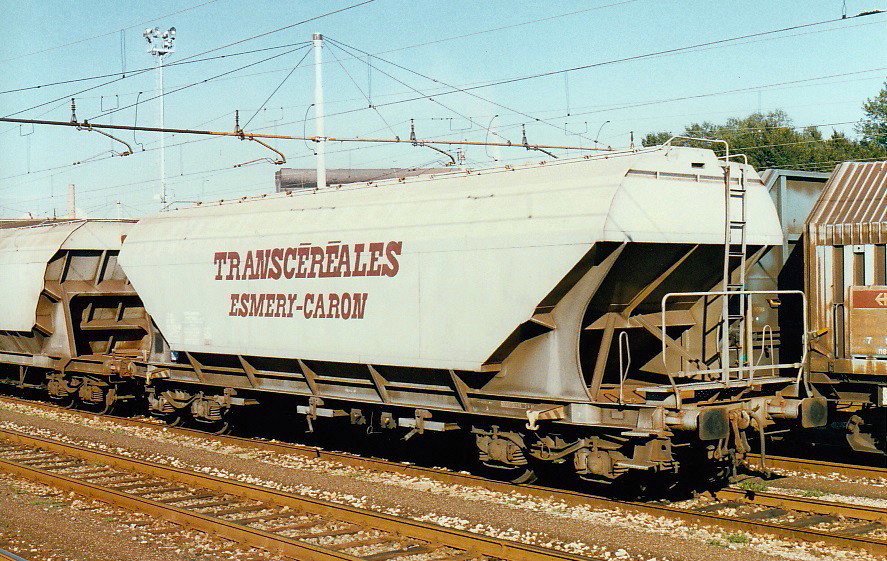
[3, 0, 375, 119]
[2, 0, 638, 96]
[325, 41, 510, 144]
[328, 37, 597, 145]
[0, 42, 311, 96]
[315, 13, 886, 121]
[87, 44, 311, 121]
[4, 9, 884, 210]
[242, 49, 313, 130]
[325, 43, 399, 140]
[0, 0, 221, 64]
[3, 118, 880, 207]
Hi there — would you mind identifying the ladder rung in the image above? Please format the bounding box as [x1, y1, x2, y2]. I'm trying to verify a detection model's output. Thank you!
[729, 220, 746, 227]
[728, 315, 745, 321]
[728, 252, 745, 257]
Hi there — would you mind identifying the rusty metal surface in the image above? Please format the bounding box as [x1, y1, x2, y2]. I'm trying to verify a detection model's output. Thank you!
[0, 549, 29, 561]
[0, 221, 134, 332]
[806, 161, 887, 245]
[744, 453, 885, 479]
[0, 427, 594, 561]
[847, 286, 887, 358]
[1, 396, 883, 555]
[275, 168, 453, 191]
[715, 488, 887, 524]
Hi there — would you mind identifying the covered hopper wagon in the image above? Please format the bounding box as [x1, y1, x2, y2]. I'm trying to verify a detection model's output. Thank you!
[0, 143, 826, 485]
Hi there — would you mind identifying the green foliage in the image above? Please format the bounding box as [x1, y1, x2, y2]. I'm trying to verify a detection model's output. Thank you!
[737, 478, 768, 492]
[857, 81, 887, 148]
[725, 532, 749, 544]
[641, 104, 887, 171]
[801, 489, 826, 498]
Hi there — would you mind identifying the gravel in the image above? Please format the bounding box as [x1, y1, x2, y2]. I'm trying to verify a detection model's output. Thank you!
[0, 472, 282, 561]
[0, 399, 883, 561]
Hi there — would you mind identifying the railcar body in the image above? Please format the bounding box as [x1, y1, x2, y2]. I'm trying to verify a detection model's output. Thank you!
[113, 145, 823, 482]
[0, 220, 150, 411]
[803, 161, 887, 454]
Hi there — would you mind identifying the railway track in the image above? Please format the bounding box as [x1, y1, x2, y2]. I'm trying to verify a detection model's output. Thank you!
[0, 427, 594, 561]
[745, 453, 885, 480]
[0, 395, 885, 556]
[0, 549, 28, 561]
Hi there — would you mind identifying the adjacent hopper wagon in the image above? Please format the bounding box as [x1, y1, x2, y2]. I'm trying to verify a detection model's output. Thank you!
[0, 220, 150, 411]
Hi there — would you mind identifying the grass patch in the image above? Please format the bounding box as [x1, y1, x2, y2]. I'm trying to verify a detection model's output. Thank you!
[28, 497, 63, 509]
[725, 532, 749, 544]
[802, 489, 825, 498]
[737, 478, 768, 493]
[706, 538, 726, 548]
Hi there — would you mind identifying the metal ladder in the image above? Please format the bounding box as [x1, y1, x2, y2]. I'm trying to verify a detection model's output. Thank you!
[721, 163, 749, 381]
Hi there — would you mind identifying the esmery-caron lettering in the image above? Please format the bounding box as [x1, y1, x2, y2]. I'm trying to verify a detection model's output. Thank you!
[214, 240, 403, 320]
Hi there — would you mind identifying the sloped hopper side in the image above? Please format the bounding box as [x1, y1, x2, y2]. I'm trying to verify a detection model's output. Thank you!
[0, 221, 150, 378]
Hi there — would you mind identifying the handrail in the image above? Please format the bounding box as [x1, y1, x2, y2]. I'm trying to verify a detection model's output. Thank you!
[617, 331, 631, 405]
[659, 290, 809, 402]
[661, 135, 730, 161]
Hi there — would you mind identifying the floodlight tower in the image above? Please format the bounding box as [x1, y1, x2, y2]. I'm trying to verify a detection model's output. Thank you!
[143, 26, 176, 208]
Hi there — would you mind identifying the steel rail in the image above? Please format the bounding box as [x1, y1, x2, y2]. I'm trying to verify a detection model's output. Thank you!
[0, 549, 29, 561]
[714, 488, 887, 525]
[0, 451, 362, 561]
[0, 396, 884, 554]
[745, 453, 886, 480]
[0, 427, 593, 561]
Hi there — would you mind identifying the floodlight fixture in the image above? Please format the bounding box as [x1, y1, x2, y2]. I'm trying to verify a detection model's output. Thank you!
[144, 26, 176, 56]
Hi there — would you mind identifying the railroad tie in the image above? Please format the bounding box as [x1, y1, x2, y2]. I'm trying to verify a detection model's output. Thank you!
[287, 524, 363, 539]
[130, 486, 189, 497]
[213, 503, 267, 516]
[233, 511, 290, 525]
[693, 500, 743, 512]
[112, 481, 167, 492]
[156, 492, 216, 504]
[740, 508, 787, 520]
[362, 544, 433, 561]
[786, 514, 839, 528]
[835, 522, 884, 536]
[261, 517, 324, 533]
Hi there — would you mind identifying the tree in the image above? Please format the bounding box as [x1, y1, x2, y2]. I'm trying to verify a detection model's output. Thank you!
[857, 81, 887, 148]
[641, 109, 887, 171]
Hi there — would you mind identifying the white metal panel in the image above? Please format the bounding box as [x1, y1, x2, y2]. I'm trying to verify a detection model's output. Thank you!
[0, 223, 79, 332]
[60, 220, 131, 250]
[844, 245, 855, 290]
[119, 148, 784, 370]
[0, 221, 131, 332]
[864, 244, 875, 285]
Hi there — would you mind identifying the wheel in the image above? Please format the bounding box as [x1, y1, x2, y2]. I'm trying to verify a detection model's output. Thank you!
[51, 394, 78, 409]
[508, 467, 538, 484]
[194, 418, 231, 435]
[151, 410, 186, 427]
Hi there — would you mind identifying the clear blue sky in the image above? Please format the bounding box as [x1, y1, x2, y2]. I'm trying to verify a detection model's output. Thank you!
[1, 0, 885, 218]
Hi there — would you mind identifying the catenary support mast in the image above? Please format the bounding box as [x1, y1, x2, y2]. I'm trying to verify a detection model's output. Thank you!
[313, 33, 327, 189]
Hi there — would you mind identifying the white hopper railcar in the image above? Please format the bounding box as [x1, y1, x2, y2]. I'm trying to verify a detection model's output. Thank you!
[114, 144, 825, 483]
